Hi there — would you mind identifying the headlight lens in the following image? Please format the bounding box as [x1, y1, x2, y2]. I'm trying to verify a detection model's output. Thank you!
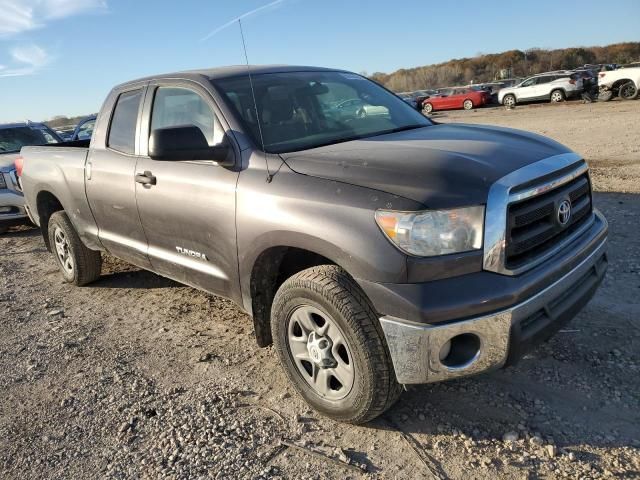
[375, 206, 485, 257]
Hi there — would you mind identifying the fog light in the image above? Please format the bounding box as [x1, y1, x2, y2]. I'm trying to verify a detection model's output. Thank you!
[0, 206, 12, 213]
[439, 333, 481, 369]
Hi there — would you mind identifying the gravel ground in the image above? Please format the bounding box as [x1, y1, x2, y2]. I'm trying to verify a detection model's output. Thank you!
[1, 101, 639, 479]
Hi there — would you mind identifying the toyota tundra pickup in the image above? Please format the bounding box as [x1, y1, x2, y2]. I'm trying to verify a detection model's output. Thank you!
[19, 66, 608, 423]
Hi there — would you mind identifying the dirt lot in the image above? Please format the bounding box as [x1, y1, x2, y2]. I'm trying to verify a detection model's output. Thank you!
[1, 100, 639, 480]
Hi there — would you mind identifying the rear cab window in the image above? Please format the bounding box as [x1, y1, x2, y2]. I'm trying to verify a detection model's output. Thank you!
[108, 89, 144, 154]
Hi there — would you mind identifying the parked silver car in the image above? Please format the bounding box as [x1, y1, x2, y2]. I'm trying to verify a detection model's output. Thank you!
[0, 122, 61, 233]
[498, 72, 583, 107]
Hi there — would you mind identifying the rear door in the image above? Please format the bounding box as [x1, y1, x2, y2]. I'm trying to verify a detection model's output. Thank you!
[134, 81, 240, 298]
[85, 85, 151, 268]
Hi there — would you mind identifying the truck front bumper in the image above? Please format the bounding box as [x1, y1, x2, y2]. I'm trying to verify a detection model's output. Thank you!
[375, 213, 608, 384]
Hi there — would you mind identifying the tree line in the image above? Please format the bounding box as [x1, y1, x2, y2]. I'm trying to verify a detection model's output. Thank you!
[369, 42, 640, 92]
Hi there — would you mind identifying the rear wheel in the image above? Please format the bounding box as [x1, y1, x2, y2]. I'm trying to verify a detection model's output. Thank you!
[550, 89, 565, 103]
[502, 94, 516, 108]
[463, 99, 474, 110]
[422, 102, 433, 114]
[271, 265, 401, 424]
[48, 211, 102, 286]
[618, 81, 638, 100]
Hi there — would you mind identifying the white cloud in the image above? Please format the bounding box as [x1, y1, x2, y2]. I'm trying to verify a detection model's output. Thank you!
[11, 44, 49, 67]
[0, 44, 51, 77]
[0, 0, 107, 37]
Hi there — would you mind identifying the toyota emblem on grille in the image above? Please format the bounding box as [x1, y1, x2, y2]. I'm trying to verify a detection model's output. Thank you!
[557, 199, 572, 226]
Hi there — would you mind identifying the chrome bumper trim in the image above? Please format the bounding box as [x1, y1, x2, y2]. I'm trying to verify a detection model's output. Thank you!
[380, 232, 607, 384]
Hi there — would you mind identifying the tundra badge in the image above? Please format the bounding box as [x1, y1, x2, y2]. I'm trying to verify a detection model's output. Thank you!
[176, 246, 208, 261]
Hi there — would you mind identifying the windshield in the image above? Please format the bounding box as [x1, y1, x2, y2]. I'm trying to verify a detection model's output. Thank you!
[213, 71, 432, 153]
[0, 125, 60, 154]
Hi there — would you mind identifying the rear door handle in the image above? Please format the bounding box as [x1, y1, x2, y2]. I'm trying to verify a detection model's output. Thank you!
[135, 171, 156, 186]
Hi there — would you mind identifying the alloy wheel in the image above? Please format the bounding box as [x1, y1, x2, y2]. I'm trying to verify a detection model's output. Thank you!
[53, 226, 74, 274]
[287, 305, 355, 400]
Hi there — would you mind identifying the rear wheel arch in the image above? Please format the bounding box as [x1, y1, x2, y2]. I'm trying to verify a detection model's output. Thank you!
[611, 78, 634, 90]
[36, 191, 64, 251]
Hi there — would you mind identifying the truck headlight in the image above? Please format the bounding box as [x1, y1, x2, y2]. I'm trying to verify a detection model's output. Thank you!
[375, 206, 485, 257]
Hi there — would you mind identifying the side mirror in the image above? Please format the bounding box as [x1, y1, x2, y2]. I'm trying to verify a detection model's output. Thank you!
[149, 125, 234, 166]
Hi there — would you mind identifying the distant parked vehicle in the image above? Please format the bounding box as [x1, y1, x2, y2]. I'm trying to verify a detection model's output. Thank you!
[72, 115, 97, 141]
[422, 87, 490, 113]
[326, 98, 389, 120]
[597, 67, 640, 101]
[0, 122, 61, 233]
[397, 92, 418, 109]
[498, 72, 583, 107]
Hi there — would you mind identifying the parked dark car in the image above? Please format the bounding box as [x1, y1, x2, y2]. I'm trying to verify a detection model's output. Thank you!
[0, 122, 61, 233]
[19, 65, 607, 423]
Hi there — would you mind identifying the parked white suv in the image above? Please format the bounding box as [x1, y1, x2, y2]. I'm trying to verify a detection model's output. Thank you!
[498, 72, 583, 107]
[597, 66, 640, 101]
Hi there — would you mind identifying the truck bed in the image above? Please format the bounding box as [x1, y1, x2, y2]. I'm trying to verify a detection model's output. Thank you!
[20, 142, 93, 236]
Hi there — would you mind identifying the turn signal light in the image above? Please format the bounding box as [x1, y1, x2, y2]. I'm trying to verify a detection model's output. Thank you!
[14, 156, 24, 177]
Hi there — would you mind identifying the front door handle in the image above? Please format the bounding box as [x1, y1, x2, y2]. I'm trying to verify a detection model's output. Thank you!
[135, 171, 156, 186]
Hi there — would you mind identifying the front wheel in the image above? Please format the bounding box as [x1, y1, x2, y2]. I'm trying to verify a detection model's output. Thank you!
[271, 265, 401, 424]
[550, 89, 565, 103]
[48, 211, 102, 286]
[502, 94, 516, 108]
[618, 81, 638, 100]
[462, 99, 474, 110]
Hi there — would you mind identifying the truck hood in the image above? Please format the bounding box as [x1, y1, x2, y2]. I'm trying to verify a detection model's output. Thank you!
[0, 152, 20, 172]
[281, 124, 572, 208]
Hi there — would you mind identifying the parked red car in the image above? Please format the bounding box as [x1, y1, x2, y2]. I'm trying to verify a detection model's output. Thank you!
[422, 87, 490, 113]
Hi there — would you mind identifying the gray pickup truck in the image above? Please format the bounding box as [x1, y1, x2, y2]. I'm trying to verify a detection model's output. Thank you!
[20, 66, 608, 423]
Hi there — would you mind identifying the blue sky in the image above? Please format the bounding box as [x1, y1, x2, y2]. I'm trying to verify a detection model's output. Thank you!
[0, 0, 638, 122]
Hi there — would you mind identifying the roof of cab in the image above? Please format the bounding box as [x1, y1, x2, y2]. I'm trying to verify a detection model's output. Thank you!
[114, 65, 350, 90]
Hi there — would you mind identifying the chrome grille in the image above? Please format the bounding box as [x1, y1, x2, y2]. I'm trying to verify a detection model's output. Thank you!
[505, 173, 592, 269]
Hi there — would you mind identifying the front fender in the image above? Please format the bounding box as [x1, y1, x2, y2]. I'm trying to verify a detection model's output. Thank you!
[236, 156, 423, 312]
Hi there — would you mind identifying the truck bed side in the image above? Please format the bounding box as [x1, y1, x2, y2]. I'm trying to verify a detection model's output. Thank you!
[21, 144, 102, 251]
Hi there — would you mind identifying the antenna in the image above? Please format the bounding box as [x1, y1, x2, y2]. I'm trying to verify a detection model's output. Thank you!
[238, 18, 273, 183]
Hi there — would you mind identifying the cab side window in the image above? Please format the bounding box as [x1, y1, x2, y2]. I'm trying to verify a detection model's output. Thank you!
[108, 89, 143, 154]
[150, 87, 224, 147]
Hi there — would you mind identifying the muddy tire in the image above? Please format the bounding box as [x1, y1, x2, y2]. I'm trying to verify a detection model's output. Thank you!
[271, 265, 401, 424]
[618, 81, 638, 100]
[48, 211, 102, 286]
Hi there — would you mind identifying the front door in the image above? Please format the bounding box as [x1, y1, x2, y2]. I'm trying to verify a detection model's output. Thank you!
[134, 82, 240, 298]
[515, 77, 537, 101]
[86, 86, 151, 268]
